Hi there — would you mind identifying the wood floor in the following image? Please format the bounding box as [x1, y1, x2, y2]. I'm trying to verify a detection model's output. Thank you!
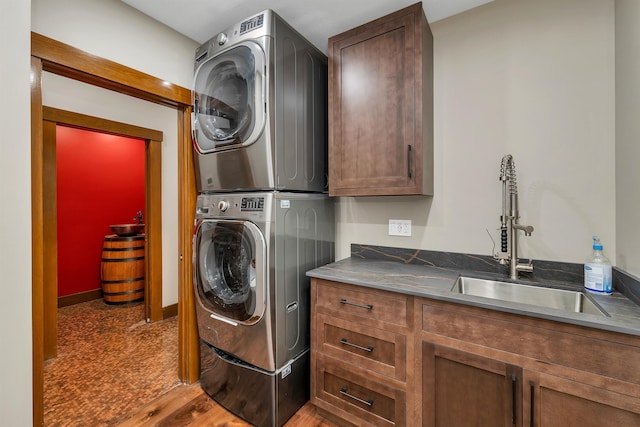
[115, 382, 338, 427]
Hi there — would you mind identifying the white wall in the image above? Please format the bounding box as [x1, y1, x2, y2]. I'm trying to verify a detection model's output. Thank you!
[32, 0, 197, 88]
[1, 2, 33, 425]
[615, 0, 640, 278]
[32, 0, 199, 306]
[335, 0, 616, 264]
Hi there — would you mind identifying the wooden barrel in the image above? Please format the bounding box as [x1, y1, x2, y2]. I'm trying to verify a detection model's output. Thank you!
[100, 234, 145, 305]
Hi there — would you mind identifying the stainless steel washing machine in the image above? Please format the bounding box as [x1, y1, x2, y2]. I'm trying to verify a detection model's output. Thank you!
[192, 10, 328, 193]
[193, 191, 334, 426]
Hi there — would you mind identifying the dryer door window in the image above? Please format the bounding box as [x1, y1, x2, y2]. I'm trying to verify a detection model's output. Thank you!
[193, 42, 266, 153]
[195, 219, 266, 324]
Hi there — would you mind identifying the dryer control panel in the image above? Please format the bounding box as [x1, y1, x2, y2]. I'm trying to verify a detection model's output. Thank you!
[240, 14, 264, 35]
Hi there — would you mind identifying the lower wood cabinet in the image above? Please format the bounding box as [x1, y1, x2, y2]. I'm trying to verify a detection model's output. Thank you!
[524, 370, 640, 427]
[311, 278, 640, 426]
[420, 299, 640, 427]
[422, 343, 521, 427]
[311, 278, 414, 426]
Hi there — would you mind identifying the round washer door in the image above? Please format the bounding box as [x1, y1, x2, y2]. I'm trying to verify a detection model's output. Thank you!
[194, 219, 266, 324]
[193, 41, 266, 153]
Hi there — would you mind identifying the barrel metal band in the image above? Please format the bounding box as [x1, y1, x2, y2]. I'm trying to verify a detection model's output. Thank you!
[101, 256, 145, 262]
[103, 245, 145, 251]
[101, 276, 145, 284]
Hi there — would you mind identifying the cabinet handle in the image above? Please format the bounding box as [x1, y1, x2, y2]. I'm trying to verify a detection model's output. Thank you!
[407, 144, 413, 178]
[529, 381, 535, 427]
[339, 298, 373, 310]
[511, 374, 517, 426]
[340, 338, 373, 352]
[339, 387, 373, 407]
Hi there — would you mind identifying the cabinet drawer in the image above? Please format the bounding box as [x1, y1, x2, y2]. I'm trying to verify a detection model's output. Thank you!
[315, 355, 406, 426]
[318, 312, 406, 381]
[315, 279, 408, 327]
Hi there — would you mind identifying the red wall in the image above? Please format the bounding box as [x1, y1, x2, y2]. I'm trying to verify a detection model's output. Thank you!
[56, 126, 145, 298]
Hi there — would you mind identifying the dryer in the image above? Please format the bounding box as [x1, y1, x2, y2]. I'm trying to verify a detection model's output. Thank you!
[192, 10, 328, 194]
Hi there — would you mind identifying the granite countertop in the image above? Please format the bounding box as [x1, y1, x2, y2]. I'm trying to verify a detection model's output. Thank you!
[307, 256, 640, 337]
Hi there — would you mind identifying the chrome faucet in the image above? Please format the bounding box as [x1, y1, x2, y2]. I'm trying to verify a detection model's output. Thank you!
[494, 154, 534, 279]
[133, 210, 143, 224]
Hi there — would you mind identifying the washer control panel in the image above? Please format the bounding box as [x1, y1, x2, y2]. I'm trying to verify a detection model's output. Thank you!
[240, 197, 264, 212]
[196, 193, 272, 222]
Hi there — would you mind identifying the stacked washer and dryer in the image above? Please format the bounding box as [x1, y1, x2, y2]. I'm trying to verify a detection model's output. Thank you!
[191, 10, 334, 427]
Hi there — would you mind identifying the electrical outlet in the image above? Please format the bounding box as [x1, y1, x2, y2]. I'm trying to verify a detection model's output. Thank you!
[388, 219, 411, 237]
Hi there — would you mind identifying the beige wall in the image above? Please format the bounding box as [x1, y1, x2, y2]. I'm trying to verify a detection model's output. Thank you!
[335, 0, 616, 263]
[32, 0, 199, 306]
[615, 0, 640, 278]
[1, 2, 32, 425]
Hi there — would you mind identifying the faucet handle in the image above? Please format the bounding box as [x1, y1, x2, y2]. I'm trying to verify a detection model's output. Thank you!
[133, 210, 143, 224]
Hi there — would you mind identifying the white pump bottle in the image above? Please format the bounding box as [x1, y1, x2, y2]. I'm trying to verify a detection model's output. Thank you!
[584, 236, 612, 295]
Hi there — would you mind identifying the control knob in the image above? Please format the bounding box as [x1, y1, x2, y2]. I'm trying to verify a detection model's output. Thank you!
[215, 33, 227, 46]
[217, 200, 229, 212]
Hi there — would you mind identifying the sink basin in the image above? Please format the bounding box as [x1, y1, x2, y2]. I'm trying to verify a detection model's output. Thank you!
[451, 276, 608, 317]
[110, 224, 145, 237]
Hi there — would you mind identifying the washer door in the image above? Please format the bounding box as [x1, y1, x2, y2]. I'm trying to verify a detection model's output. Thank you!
[193, 41, 266, 154]
[194, 219, 266, 324]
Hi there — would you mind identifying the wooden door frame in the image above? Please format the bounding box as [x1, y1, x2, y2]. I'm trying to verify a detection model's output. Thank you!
[41, 107, 164, 361]
[31, 33, 199, 426]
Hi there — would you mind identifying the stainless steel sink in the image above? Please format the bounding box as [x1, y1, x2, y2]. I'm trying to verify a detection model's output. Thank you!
[451, 276, 608, 317]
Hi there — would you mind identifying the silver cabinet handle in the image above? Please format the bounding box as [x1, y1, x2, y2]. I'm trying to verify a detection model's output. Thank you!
[340, 338, 373, 352]
[339, 298, 373, 310]
[340, 387, 373, 407]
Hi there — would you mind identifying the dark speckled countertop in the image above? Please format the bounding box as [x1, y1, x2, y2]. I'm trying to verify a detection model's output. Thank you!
[307, 245, 640, 337]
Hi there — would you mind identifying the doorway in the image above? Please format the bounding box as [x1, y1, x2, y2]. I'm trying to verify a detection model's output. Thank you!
[41, 107, 164, 360]
[31, 33, 199, 426]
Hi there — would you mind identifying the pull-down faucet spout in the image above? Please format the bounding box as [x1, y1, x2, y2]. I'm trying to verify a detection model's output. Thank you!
[495, 154, 534, 279]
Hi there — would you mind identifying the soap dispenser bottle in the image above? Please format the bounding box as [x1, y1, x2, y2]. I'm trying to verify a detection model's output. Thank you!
[584, 236, 612, 295]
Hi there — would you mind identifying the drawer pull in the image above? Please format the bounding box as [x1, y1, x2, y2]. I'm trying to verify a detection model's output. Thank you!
[340, 338, 373, 353]
[339, 387, 373, 407]
[339, 298, 373, 310]
[511, 374, 517, 426]
[530, 381, 535, 427]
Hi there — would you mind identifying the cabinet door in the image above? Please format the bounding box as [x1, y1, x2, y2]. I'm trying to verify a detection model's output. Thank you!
[524, 371, 640, 427]
[328, 3, 432, 196]
[423, 343, 522, 427]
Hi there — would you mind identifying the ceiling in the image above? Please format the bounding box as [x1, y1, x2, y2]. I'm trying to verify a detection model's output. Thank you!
[121, 0, 494, 53]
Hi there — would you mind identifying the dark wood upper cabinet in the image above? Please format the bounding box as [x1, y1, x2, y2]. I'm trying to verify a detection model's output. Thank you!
[328, 2, 433, 196]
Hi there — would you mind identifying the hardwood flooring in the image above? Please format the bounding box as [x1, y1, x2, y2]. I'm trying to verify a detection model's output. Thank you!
[115, 382, 337, 427]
